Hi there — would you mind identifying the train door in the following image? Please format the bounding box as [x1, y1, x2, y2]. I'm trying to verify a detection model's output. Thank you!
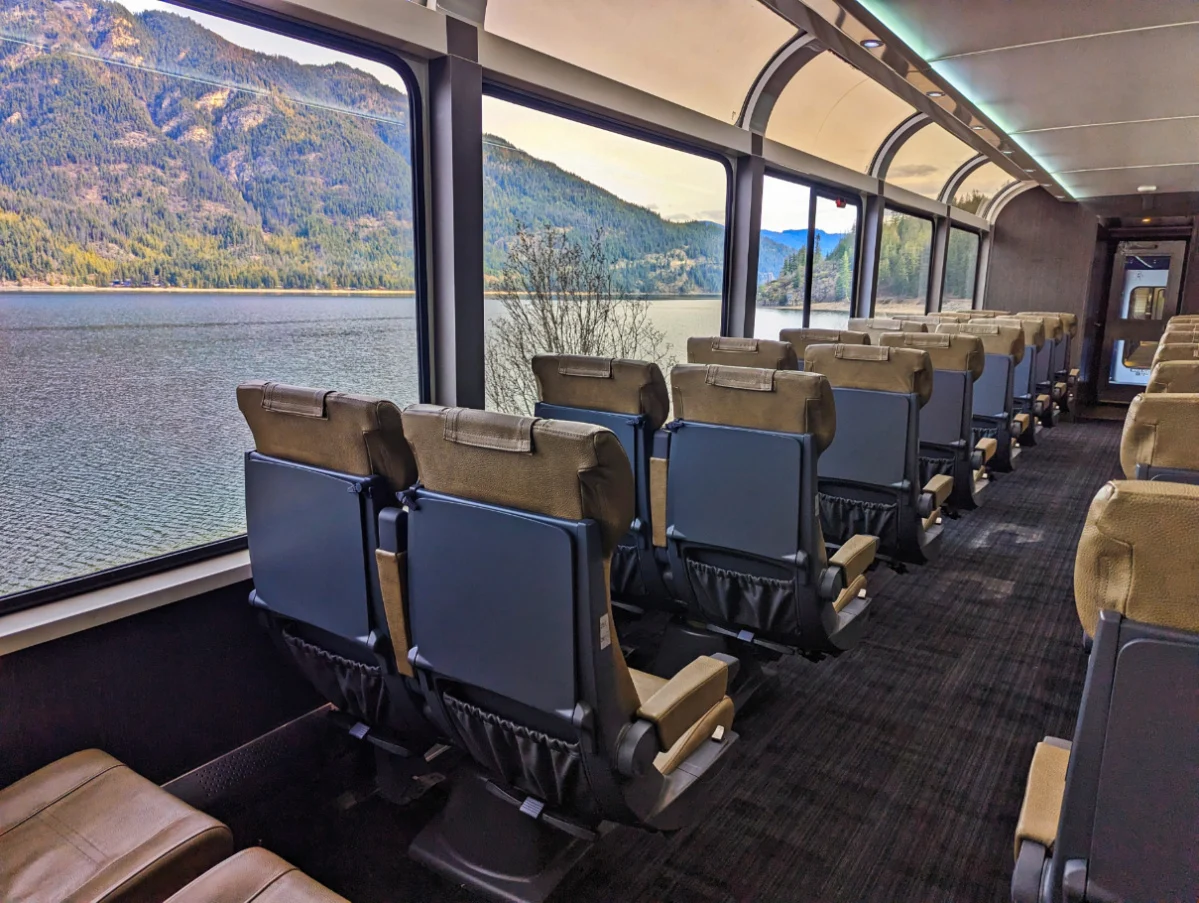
[1097, 239, 1188, 402]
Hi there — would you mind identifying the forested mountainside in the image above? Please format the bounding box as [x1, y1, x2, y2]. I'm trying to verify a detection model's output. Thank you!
[0, 0, 770, 293]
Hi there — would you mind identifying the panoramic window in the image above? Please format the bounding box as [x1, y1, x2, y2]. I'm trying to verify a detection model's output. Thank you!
[885, 125, 976, 199]
[482, 95, 727, 414]
[0, 0, 421, 598]
[755, 174, 858, 336]
[875, 208, 933, 315]
[942, 227, 980, 311]
[953, 161, 1015, 215]
[766, 51, 917, 174]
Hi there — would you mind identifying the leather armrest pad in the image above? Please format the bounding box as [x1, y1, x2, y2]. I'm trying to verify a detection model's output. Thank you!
[975, 437, 998, 463]
[636, 655, 729, 750]
[1069, 368, 1079, 378]
[375, 549, 414, 676]
[829, 534, 878, 584]
[1014, 740, 1071, 860]
[923, 473, 954, 508]
[650, 457, 668, 548]
[1013, 413, 1030, 435]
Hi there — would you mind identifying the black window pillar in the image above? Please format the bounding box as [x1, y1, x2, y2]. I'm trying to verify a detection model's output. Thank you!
[726, 142, 765, 338]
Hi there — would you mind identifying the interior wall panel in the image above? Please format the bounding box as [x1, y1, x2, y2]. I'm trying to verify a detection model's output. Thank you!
[983, 187, 1098, 319]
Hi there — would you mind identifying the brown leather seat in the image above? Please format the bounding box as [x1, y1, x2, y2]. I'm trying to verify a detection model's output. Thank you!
[1146, 360, 1199, 394]
[1151, 341, 1199, 367]
[532, 354, 669, 429]
[936, 321, 1025, 363]
[988, 317, 1045, 351]
[1019, 310, 1077, 339]
[804, 342, 934, 405]
[878, 331, 985, 381]
[1118, 392, 1199, 479]
[0, 750, 232, 903]
[165, 848, 346, 903]
[847, 317, 926, 343]
[685, 336, 797, 369]
[779, 327, 868, 361]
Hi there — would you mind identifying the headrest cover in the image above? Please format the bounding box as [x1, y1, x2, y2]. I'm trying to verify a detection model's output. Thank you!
[1146, 361, 1199, 394]
[671, 364, 836, 453]
[1020, 311, 1078, 338]
[1119, 392, 1199, 479]
[880, 332, 985, 381]
[934, 311, 976, 322]
[238, 380, 415, 494]
[969, 310, 1009, 317]
[401, 404, 633, 557]
[936, 322, 1025, 364]
[779, 328, 868, 359]
[1160, 330, 1199, 344]
[533, 354, 670, 430]
[1016, 313, 1064, 342]
[1075, 480, 1199, 636]
[686, 336, 798, 370]
[848, 317, 928, 335]
[1152, 342, 1199, 367]
[804, 343, 934, 406]
[988, 317, 1045, 349]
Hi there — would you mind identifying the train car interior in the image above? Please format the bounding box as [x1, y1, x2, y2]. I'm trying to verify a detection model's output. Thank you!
[3, 1, 1198, 901]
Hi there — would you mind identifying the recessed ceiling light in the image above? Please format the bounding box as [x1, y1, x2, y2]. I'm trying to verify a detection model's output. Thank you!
[1137, 185, 1157, 192]
[971, 125, 985, 131]
[1001, 149, 1013, 155]
[861, 38, 883, 49]
[1023, 168, 1037, 173]
[927, 90, 945, 98]
[1142, 217, 1152, 223]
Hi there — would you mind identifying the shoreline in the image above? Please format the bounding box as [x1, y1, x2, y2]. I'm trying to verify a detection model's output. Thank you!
[0, 287, 725, 300]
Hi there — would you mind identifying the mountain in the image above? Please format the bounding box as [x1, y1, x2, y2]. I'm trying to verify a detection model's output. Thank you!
[0, 0, 728, 293]
[760, 228, 843, 252]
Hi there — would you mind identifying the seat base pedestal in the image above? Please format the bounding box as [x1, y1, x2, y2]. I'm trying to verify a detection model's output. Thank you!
[409, 772, 593, 903]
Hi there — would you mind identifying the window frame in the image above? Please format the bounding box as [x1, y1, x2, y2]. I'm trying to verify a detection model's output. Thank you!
[482, 82, 736, 334]
[939, 224, 983, 313]
[877, 202, 936, 316]
[759, 168, 862, 328]
[0, 0, 431, 616]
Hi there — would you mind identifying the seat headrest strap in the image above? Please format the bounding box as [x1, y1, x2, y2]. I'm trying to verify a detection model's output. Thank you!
[261, 382, 330, 418]
[962, 323, 999, 335]
[836, 345, 891, 361]
[704, 365, 774, 392]
[900, 334, 952, 348]
[710, 337, 759, 352]
[557, 355, 613, 378]
[443, 408, 535, 453]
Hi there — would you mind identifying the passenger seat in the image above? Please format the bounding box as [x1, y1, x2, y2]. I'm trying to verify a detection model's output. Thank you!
[847, 317, 926, 343]
[1146, 359, 1199, 393]
[1119, 392, 1199, 483]
[165, 848, 347, 903]
[779, 327, 868, 367]
[987, 317, 1048, 445]
[0, 750, 232, 903]
[686, 335, 797, 369]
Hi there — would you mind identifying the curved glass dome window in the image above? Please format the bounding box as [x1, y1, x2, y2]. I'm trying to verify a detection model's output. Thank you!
[953, 162, 1018, 214]
[885, 124, 976, 199]
[485, 0, 797, 123]
[766, 51, 916, 173]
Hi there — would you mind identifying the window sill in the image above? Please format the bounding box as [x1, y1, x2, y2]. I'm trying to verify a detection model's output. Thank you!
[0, 551, 251, 656]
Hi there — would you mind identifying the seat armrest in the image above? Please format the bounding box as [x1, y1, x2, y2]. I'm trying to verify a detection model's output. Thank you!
[975, 437, 998, 464]
[923, 474, 954, 509]
[636, 655, 729, 750]
[829, 534, 878, 585]
[1014, 739, 1070, 861]
[1012, 413, 1030, 436]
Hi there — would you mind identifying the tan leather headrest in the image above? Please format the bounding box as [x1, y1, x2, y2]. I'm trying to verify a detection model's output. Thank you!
[847, 317, 927, 342]
[532, 354, 669, 430]
[1015, 313, 1064, 342]
[1020, 311, 1078, 338]
[891, 315, 942, 325]
[779, 328, 868, 360]
[1119, 393, 1199, 479]
[670, 365, 836, 453]
[988, 317, 1045, 349]
[1160, 330, 1199, 344]
[238, 380, 415, 494]
[1075, 480, 1199, 636]
[1146, 361, 1199, 394]
[969, 310, 1009, 318]
[686, 336, 797, 370]
[804, 343, 934, 407]
[879, 332, 985, 381]
[401, 405, 633, 557]
[1152, 342, 1199, 367]
[935, 322, 1026, 364]
[934, 311, 976, 321]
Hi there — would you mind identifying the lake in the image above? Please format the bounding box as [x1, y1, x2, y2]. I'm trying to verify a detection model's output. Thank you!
[0, 291, 857, 596]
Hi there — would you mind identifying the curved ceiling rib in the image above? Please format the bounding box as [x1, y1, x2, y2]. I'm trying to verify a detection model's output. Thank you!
[869, 112, 928, 180]
[738, 32, 824, 134]
[939, 154, 987, 205]
[985, 180, 1037, 223]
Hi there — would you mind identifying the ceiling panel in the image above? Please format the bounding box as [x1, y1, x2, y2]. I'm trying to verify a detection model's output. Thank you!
[1022, 118, 1199, 174]
[1062, 164, 1199, 199]
[861, 0, 1199, 59]
[934, 24, 1199, 132]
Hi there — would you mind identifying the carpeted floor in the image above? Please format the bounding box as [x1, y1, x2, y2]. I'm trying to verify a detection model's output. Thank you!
[251, 420, 1125, 903]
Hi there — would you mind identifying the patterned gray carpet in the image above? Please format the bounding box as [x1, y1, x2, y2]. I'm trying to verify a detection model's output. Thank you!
[264, 420, 1124, 903]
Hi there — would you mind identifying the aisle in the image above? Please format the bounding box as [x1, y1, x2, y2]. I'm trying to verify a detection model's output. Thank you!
[561, 420, 1124, 903]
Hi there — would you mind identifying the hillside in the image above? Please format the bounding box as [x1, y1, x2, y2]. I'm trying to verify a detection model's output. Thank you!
[0, 0, 739, 294]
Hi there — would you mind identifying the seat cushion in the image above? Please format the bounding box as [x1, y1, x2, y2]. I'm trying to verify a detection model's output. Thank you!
[629, 669, 735, 776]
[164, 848, 348, 903]
[0, 750, 232, 903]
